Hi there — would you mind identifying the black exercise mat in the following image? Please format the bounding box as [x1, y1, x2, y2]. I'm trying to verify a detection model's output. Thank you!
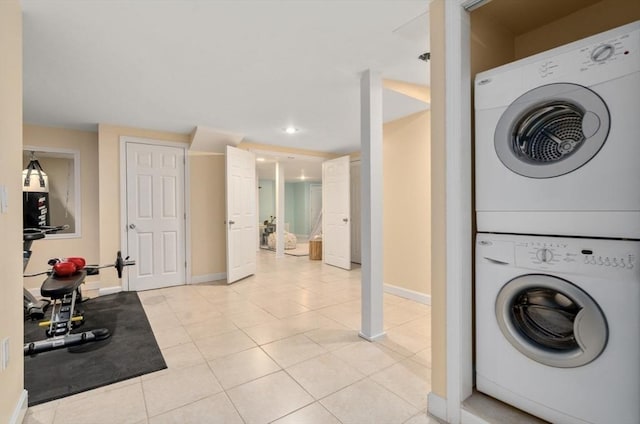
[24, 291, 166, 406]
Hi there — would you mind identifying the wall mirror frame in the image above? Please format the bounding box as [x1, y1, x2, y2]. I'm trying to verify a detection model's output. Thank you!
[23, 145, 81, 239]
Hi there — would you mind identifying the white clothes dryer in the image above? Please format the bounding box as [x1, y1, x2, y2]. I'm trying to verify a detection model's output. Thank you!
[475, 233, 640, 424]
[475, 21, 640, 238]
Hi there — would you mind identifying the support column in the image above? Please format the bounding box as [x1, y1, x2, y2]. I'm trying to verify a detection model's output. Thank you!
[275, 161, 285, 258]
[359, 69, 385, 341]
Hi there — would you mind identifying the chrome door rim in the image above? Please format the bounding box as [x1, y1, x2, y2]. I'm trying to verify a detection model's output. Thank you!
[494, 83, 610, 178]
[495, 274, 608, 368]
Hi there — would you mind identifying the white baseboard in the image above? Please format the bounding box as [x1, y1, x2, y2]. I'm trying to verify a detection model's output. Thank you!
[10, 390, 28, 424]
[461, 409, 491, 424]
[358, 331, 386, 341]
[190, 272, 227, 284]
[384, 283, 431, 305]
[98, 286, 122, 296]
[428, 392, 447, 423]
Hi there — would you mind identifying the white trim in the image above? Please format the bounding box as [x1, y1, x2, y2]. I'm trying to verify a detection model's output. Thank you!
[26, 287, 40, 298]
[119, 136, 190, 292]
[427, 392, 448, 422]
[461, 409, 492, 424]
[384, 283, 431, 305]
[184, 151, 192, 285]
[358, 331, 385, 342]
[119, 139, 128, 290]
[98, 286, 122, 296]
[444, 2, 474, 424]
[461, 0, 492, 11]
[190, 272, 227, 284]
[83, 280, 113, 291]
[9, 390, 28, 424]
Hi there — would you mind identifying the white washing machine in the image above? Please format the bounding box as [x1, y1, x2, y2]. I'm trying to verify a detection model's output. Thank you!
[475, 21, 640, 239]
[475, 233, 640, 424]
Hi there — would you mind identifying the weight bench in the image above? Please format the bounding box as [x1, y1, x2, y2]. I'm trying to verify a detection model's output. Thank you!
[23, 270, 110, 355]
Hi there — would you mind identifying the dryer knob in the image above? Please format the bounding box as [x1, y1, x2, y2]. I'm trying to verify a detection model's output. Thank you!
[591, 44, 615, 62]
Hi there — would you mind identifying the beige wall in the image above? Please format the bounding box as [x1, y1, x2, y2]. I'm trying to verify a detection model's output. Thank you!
[383, 111, 431, 295]
[515, 0, 640, 59]
[470, 9, 515, 76]
[383, 80, 431, 103]
[189, 154, 226, 276]
[22, 125, 100, 290]
[429, 0, 447, 398]
[0, 1, 24, 421]
[97, 125, 190, 287]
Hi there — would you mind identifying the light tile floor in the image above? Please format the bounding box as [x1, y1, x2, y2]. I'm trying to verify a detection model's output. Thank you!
[24, 251, 439, 424]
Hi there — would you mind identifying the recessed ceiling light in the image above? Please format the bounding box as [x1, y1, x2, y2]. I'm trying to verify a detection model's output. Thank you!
[256, 157, 265, 162]
[284, 126, 298, 134]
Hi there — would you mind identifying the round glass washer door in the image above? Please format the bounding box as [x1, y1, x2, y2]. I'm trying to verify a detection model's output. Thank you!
[495, 274, 608, 368]
[494, 83, 610, 178]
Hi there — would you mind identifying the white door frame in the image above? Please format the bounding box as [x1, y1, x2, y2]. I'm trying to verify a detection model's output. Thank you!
[428, 1, 476, 423]
[119, 136, 191, 291]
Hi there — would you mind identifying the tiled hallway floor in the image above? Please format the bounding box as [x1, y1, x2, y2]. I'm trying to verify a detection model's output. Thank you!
[24, 251, 436, 424]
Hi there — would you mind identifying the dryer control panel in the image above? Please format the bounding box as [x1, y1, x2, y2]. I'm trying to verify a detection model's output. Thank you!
[475, 22, 640, 110]
[525, 28, 639, 86]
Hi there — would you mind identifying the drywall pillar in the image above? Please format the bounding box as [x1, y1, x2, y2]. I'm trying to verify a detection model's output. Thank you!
[275, 161, 285, 258]
[359, 69, 385, 341]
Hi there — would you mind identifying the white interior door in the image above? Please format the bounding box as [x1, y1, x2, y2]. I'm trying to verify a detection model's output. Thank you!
[126, 142, 186, 291]
[226, 145, 257, 283]
[323, 155, 351, 270]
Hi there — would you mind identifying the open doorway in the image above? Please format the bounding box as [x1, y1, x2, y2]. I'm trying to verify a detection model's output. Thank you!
[255, 153, 323, 257]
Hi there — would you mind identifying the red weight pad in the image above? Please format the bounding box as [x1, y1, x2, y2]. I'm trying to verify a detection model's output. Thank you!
[53, 261, 77, 277]
[66, 257, 86, 270]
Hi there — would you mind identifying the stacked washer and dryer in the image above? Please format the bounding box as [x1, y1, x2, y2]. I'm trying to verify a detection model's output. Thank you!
[474, 21, 640, 424]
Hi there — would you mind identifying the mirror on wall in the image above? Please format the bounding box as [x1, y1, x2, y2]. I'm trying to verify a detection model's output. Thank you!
[22, 146, 81, 238]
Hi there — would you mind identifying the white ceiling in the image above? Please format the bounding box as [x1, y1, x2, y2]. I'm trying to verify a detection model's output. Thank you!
[21, 0, 430, 155]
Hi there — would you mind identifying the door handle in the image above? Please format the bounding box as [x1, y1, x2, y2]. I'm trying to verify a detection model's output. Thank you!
[228, 220, 235, 225]
[129, 224, 136, 229]
[343, 218, 349, 223]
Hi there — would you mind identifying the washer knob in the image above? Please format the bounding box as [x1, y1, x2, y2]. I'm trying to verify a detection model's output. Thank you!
[536, 248, 554, 263]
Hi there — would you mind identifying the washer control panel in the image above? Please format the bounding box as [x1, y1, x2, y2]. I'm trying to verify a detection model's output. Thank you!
[513, 238, 638, 276]
[581, 249, 635, 269]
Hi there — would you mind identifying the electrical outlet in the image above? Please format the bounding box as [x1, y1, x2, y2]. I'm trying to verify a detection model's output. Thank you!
[1, 337, 9, 370]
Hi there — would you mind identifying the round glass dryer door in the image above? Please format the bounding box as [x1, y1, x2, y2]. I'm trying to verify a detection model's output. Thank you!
[494, 83, 610, 178]
[495, 274, 608, 368]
